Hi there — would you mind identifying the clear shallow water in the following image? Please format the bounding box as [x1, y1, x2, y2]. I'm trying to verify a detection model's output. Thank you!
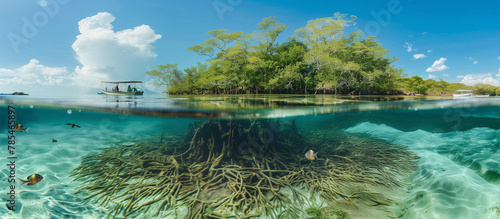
[1, 94, 500, 218]
[3, 93, 500, 119]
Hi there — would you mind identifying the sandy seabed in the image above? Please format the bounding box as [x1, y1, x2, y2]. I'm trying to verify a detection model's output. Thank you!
[2, 106, 500, 219]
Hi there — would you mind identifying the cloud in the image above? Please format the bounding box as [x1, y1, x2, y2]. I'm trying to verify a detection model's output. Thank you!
[412, 54, 426, 60]
[426, 58, 449, 72]
[0, 68, 16, 77]
[497, 56, 500, 60]
[0, 12, 162, 95]
[428, 74, 436, 79]
[71, 65, 110, 89]
[71, 12, 161, 91]
[404, 42, 413, 52]
[443, 74, 449, 77]
[36, 0, 48, 7]
[497, 73, 500, 77]
[464, 56, 478, 64]
[457, 75, 464, 79]
[427, 49, 432, 53]
[144, 78, 165, 93]
[0, 59, 69, 86]
[422, 32, 428, 36]
[459, 73, 500, 86]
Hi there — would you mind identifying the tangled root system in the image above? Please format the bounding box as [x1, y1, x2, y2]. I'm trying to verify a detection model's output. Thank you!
[71, 119, 418, 218]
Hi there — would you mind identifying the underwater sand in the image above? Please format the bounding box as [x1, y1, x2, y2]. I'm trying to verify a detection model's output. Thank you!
[0, 106, 194, 218]
[346, 122, 500, 218]
[1, 96, 500, 218]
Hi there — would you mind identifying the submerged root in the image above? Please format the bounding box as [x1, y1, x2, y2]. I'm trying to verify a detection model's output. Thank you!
[71, 119, 418, 218]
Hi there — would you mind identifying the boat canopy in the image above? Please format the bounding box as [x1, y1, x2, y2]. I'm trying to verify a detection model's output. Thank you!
[101, 81, 144, 95]
[102, 81, 142, 84]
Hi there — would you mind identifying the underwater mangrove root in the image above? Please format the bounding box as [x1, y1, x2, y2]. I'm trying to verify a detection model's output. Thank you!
[71, 119, 418, 218]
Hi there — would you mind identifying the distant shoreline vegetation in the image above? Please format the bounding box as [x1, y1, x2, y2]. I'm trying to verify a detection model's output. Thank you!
[147, 13, 500, 96]
[0, 92, 29, 95]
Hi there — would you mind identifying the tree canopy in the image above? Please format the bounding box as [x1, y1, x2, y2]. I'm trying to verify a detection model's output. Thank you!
[148, 14, 407, 95]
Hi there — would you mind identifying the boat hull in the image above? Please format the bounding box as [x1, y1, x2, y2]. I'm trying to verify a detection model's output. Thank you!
[453, 93, 489, 98]
[102, 90, 144, 95]
[453, 93, 472, 97]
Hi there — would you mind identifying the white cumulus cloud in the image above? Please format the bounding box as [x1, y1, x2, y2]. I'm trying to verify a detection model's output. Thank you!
[457, 75, 464, 79]
[144, 78, 166, 93]
[426, 58, 449, 72]
[0, 59, 71, 94]
[427, 49, 432, 53]
[71, 12, 162, 91]
[497, 56, 500, 60]
[413, 54, 426, 60]
[428, 74, 436, 79]
[460, 73, 500, 86]
[404, 42, 413, 52]
[0, 59, 69, 86]
[0, 68, 16, 77]
[443, 74, 449, 77]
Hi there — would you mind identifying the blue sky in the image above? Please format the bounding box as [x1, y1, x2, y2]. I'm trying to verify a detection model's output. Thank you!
[0, 0, 499, 94]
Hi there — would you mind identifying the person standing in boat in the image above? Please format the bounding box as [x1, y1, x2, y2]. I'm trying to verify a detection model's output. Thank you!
[114, 85, 119, 92]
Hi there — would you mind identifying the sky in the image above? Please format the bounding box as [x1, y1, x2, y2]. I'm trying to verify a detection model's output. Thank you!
[0, 0, 499, 95]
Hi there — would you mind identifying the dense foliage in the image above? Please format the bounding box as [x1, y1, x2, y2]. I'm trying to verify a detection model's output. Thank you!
[147, 13, 499, 96]
[399, 76, 499, 96]
[148, 13, 404, 95]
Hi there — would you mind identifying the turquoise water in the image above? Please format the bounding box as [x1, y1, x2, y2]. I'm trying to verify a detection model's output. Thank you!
[1, 94, 500, 218]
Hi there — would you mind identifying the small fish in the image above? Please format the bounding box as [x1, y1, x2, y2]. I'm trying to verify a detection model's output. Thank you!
[17, 174, 43, 186]
[14, 124, 29, 133]
[52, 138, 57, 143]
[305, 150, 318, 161]
[65, 123, 81, 128]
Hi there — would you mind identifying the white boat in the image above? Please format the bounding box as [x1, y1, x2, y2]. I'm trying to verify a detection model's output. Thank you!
[101, 81, 144, 95]
[452, 90, 489, 98]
